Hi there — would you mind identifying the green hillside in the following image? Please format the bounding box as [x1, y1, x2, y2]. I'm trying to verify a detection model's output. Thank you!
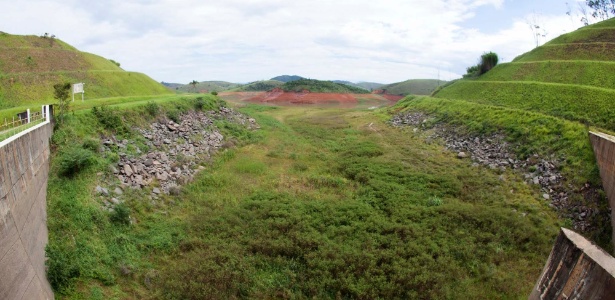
[176, 81, 240, 93]
[380, 79, 447, 95]
[232, 80, 284, 91]
[281, 78, 370, 93]
[433, 17, 615, 131]
[0, 33, 171, 108]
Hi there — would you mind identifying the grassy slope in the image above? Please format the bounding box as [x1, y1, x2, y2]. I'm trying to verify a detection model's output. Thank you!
[47, 100, 560, 299]
[433, 18, 615, 131]
[281, 79, 370, 94]
[231, 80, 284, 92]
[176, 81, 240, 93]
[0, 33, 170, 108]
[380, 79, 447, 95]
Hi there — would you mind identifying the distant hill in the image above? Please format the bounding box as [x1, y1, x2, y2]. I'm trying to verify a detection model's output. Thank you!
[330, 80, 384, 91]
[379, 79, 446, 96]
[176, 81, 240, 93]
[433, 17, 615, 130]
[232, 80, 284, 92]
[0, 32, 171, 108]
[271, 75, 304, 83]
[161, 82, 183, 89]
[281, 79, 370, 94]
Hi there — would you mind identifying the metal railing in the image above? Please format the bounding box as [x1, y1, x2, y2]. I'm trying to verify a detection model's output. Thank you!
[0, 105, 51, 143]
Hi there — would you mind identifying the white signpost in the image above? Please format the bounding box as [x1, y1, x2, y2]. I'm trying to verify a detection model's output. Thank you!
[72, 83, 85, 102]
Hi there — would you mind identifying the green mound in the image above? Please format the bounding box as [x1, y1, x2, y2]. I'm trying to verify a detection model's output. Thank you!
[0, 33, 170, 108]
[434, 17, 615, 131]
[280, 79, 370, 94]
[379, 79, 447, 95]
[176, 81, 240, 93]
[233, 80, 284, 92]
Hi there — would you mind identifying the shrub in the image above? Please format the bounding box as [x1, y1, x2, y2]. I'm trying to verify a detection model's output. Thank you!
[145, 101, 160, 117]
[427, 196, 444, 207]
[46, 244, 80, 292]
[167, 110, 180, 123]
[110, 203, 131, 226]
[57, 147, 95, 177]
[194, 97, 206, 111]
[479, 52, 499, 74]
[82, 138, 100, 152]
[91, 106, 128, 133]
[211, 91, 218, 96]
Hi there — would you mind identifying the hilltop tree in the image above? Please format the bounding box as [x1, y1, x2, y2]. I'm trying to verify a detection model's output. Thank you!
[189, 80, 198, 91]
[464, 52, 499, 78]
[585, 0, 615, 20]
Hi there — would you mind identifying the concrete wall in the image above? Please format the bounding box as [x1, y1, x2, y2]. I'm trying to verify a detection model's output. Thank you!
[529, 228, 615, 299]
[589, 131, 615, 250]
[0, 121, 53, 299]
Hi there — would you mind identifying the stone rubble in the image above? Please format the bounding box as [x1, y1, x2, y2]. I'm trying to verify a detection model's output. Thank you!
[390, 112, 597, 232]
[96, 107, 259, 211]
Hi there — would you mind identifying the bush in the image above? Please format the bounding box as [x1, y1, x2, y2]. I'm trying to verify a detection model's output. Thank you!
[110, 203, 131, 226]
[167, 110, 180, 123]
[92, 106, 128, 134]
[57, 147, 95, 177]
[211, 91, 218, 96]
[194, 97, 205, 111]
[145, 101, 160, 116]
[479, 52, 499, 74]
[46, 244, 80, 292]
[82, 138, 100, 152]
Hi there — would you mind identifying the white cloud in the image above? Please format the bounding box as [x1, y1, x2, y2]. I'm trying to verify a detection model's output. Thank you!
[0, 0, 583, 83]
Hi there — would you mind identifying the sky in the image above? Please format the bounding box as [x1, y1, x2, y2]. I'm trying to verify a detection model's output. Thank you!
[0, 0, 600, 84]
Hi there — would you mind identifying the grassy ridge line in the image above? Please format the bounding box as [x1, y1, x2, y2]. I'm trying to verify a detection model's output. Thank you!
[281, 79, 370, 94]
[433, 80, 615, 130]
[379, 79, 446, 96]
[479, 61, 615, 88]
[513, 43, 615, 62]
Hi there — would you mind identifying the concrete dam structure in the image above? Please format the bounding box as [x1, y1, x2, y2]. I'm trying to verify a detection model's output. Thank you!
[0, 106, 54, 299]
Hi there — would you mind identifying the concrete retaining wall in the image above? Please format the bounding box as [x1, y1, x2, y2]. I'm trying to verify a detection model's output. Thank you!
[0, 120, 53, 299]
[589, 131, 615, 250]
[529, 228, 615, 299]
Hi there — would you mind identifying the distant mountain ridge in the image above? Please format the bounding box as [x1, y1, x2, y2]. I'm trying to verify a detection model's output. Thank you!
[379, 79, 447, 96]
[270, 75, 304, 83]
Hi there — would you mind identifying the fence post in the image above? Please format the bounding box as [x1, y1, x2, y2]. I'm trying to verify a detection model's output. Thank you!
[27, 109, 31, 124]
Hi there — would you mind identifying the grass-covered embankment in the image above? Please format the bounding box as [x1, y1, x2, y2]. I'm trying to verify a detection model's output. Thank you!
[390, 96, 611, 249]
[434, 80, 615, 130]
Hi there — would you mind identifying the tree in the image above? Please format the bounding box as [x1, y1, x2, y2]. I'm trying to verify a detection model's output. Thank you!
[463, 52, 499, 78]
[53, 82, 71, 124]
[586, 0, 615, 21]
[189, 80, 198, 91]
[479, 52, 499, 75]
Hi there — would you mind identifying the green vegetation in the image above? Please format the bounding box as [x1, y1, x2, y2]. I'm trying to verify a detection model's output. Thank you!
[378, 79, 446, 95]
[464, 52, 499, 78]
[0, 33, 171, 108]
[270, 75, 304, 82]
[45, 96, 562, 298]
[174, 81, 240, 93]
[233, 80, 284, 91]
[281, 78, 370, 94]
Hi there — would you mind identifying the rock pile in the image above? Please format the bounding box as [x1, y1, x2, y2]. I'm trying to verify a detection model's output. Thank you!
[390, 112, 596, 231]
[98, 108, 258, 206]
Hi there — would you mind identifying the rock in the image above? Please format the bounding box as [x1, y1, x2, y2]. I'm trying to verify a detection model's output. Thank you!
[457, 152, 467, 159]
[543, 193, 550, 200]
[110, 166, 119, 174]
[95, 186, 109, 196]
[123, 164, 133, 177]
[152, 188, 161, 194]
[110, 198, 121, 205]
[114, 187, 123, 195]
[533, 177, 540, 185]
[169, 186, 181, 196]
[144, 159, 153, 167]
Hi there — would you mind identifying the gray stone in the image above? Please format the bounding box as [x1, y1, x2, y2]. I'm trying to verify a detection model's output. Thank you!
[110, 198, 120, 205]
[95, 186, 109, 196]
[457, 152, 467, 159]
[123, 164, 133, 177]
[152, 188, 161, 194]
[114, 187, 123, 195]
[543, 193, 550, 200]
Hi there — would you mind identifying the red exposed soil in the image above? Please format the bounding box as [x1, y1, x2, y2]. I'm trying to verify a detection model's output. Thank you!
[246, 88, 358, 104]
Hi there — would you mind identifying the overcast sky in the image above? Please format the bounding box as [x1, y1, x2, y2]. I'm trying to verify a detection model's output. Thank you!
[1, 0, 598, 84]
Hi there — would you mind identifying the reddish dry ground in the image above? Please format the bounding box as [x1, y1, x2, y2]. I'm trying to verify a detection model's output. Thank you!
[219, 91, 402, 108]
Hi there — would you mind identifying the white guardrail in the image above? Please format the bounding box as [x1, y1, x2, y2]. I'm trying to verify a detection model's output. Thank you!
[0, 105, 51, 147]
